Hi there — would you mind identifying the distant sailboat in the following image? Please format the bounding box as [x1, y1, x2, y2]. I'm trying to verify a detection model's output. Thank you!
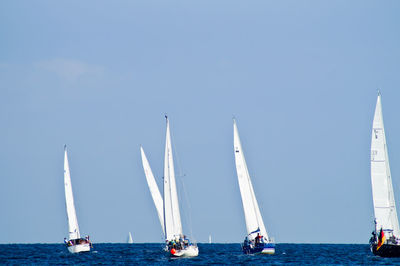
[233, 120, 275, 254]
[127, 232, 133, 244]
[369, 93, 400, 257]
[209, 235, 212, 244]
[141, 116, 199, 257]
[63, 145, 92, 253]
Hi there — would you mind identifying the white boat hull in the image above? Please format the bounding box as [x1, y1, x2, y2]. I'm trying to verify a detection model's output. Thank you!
[261, 247, 275, 254]
[67, 243, 91, 253]
[171, 245, 199, 257]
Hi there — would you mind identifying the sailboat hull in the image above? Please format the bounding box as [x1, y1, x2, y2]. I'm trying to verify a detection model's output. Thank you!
[371, 243, 400, 257]
[67, 243, 91, 253]
[242, 242, 275, 255]
[66, 238, 91, 253]
[169, 245, 199, 257]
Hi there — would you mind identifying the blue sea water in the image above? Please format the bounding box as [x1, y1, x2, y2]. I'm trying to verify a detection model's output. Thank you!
[0, 243, 399, 265]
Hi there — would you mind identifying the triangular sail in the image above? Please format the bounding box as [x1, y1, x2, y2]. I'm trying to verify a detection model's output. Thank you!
[140, 146, 165, 234]
[163, 117, 183, 241]
[127, 232, 133, 244]
[233, 120, 269, 241]
[371, 94, 400, 237]
[64, 146, 81, 240]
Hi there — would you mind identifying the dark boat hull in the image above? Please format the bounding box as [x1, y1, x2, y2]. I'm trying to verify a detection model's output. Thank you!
[371, 243, 400, 257]
[242, 242, 275, 255]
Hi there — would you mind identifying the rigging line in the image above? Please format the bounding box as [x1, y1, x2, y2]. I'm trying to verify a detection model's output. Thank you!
[169, 122, 184, 225]
[248, 169, 263, 236]
[245, 155, 269, 240]
[169, 124, 184, 178]
[180, 176, 196, 243]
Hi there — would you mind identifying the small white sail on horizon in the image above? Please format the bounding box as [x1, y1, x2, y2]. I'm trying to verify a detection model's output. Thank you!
[127, 232, 133, 244]
[371, 93, 400, 237]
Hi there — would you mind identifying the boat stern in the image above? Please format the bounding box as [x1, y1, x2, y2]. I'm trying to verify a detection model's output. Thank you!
[67, 243, 91, 253]
[170, 245, 199, 257]
[243, 241, 275, 255]
[66, 238, 92, 253]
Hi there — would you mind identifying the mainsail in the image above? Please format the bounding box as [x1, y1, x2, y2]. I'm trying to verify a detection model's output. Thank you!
[163, 117, 183, 241]
[371, 93, 400, 236]
[233, 120, 269, 240]
[140, 146, 165, 234]
[64, 146, 81, 240]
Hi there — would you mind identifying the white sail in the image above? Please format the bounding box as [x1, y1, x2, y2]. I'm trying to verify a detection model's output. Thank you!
[371, 93, 400, 236]
[233, 120, 269, 241]
[140, 146, 165, 234]
[127, 232, 133, 244]
[163, 117, 183, 241]
[64, 146, 81, 240]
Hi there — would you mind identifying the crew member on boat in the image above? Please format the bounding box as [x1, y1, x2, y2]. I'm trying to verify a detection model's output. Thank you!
[167, 234, 192, 252]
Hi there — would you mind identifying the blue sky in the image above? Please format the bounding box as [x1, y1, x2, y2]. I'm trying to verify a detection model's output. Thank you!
[1, 1, 400, 244]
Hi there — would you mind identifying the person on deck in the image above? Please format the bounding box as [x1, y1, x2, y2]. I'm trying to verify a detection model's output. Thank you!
[179, 236, 184, 249]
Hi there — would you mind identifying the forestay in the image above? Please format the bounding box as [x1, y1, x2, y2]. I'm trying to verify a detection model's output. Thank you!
[64, 146, 81, 240]
[140, 146, 165, 234]
[233, 120, 269, 240]
[371, 94, 400, 237]
[163, 118, 183, 241]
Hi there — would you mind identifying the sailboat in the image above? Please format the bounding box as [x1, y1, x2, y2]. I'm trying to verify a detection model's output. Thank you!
[140, 116, 199, 257]
[233, 120, 275, 255]
[127, 232, 133, 244]
[209, 235, 212, 244]
[369, 93, 400, 257]
[63, 145, 92, 253]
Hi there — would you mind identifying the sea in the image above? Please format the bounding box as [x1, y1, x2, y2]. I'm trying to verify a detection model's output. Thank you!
[1, 243, 399, 265]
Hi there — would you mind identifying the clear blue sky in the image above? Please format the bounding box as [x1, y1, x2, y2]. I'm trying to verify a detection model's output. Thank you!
[1, 1, 400, 244]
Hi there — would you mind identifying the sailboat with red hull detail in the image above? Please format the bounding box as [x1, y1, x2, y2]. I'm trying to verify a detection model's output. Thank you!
[369, 93, 400, 257]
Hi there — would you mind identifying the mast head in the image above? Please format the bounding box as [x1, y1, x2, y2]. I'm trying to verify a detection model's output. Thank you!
[64, 144, 67, 150]
[164, 113, 168, 124]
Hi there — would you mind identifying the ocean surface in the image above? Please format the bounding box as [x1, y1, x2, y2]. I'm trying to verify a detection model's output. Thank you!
[1, 243, 399, 265]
